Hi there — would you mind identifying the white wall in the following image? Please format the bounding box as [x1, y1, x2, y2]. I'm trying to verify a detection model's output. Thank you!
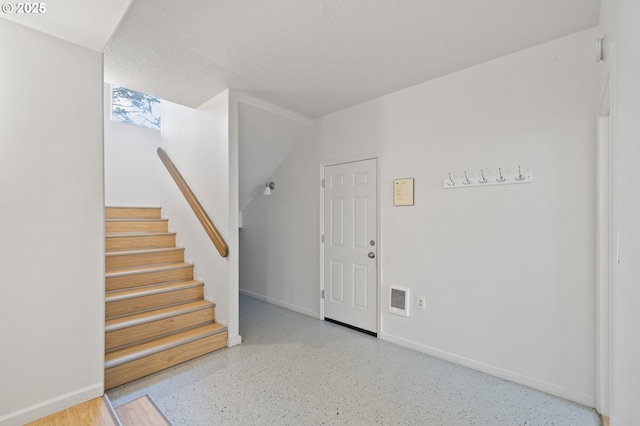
[0, 20, 104, 424]
[240, 125, 321, 317]
[237, 99, 311, 212]
[240, 29, 601, 405]
[104, 83, 163, 206]
[599, 0, 640, 424]
[161, 90, 240, 344]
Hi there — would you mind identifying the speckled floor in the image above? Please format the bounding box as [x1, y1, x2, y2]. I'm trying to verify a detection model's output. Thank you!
[108, 295, 601, 426]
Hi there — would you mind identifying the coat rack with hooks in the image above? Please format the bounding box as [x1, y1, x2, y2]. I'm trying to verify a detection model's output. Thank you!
[443, 167, 533, 189]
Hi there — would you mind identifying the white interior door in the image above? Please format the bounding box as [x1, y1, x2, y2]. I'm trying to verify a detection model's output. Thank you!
[323, 158, 377, 333]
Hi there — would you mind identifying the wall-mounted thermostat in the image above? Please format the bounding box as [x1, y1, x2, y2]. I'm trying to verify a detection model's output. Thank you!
[390, 285, 410, 317]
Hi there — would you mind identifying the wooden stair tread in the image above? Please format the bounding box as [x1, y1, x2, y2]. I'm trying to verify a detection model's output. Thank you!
[105, 323, 226, 369]
[105, 218, 168, 222]
[106, 263, 193, 278]
[106, 207, 162, 220]
[106, 247, 185, 271]
[105, 301, 215, 351]
[106, 219, 169, 233]
[106, 281, 202, 302]
[106, 247, 184, 256]
[106, 300, 213, 332]
[106, 232, 176, 237]
[105, 329, 227, 389]
[106, 233, 179, 253]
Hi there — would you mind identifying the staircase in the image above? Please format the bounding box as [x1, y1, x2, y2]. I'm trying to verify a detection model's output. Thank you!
[104, 207, 227, 389]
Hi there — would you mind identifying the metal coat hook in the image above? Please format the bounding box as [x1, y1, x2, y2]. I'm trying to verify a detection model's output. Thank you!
[463, 171, 471, 185]
[447, 173, 456, 186]
[443, 166, 532, 189]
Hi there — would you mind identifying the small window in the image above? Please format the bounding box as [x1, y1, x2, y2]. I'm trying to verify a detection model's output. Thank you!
[111, 85, 161, 131]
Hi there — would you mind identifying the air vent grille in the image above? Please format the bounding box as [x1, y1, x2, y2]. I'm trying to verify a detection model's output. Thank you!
[390, 286, 409, 317]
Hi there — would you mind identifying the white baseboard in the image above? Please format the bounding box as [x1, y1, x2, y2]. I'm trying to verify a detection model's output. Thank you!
[227, 334, 242, 347]
[379, 332, 596, 408]
[239, 288, 321, 319]
[0, 383, 103, 425]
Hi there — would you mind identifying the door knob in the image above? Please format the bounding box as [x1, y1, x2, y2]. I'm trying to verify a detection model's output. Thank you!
[368, 252, 375, 259]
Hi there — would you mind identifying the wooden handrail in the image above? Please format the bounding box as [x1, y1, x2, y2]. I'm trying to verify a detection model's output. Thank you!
[157, 147, 229, 258]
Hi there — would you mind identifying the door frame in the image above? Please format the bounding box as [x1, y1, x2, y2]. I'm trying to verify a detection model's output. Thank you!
[319, 154, 381, 335]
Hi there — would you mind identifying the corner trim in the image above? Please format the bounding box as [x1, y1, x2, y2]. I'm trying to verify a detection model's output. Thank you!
[0, 383, 103, 425]
[379, 332, 596, 408]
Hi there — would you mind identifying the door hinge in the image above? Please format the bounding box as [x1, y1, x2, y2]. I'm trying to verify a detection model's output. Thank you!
[321, 234, 325, 243]
[321, 290, 325, 299]
[321, 179, 325, 188]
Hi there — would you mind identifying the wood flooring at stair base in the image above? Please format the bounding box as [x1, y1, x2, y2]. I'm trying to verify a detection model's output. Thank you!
[115, 395, 171, 426]
[25, 397, 118, 426]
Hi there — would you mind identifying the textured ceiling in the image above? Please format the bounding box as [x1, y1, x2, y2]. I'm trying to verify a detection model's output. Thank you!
[105, 0, 600, 118]
[0, 0, 131, 52]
